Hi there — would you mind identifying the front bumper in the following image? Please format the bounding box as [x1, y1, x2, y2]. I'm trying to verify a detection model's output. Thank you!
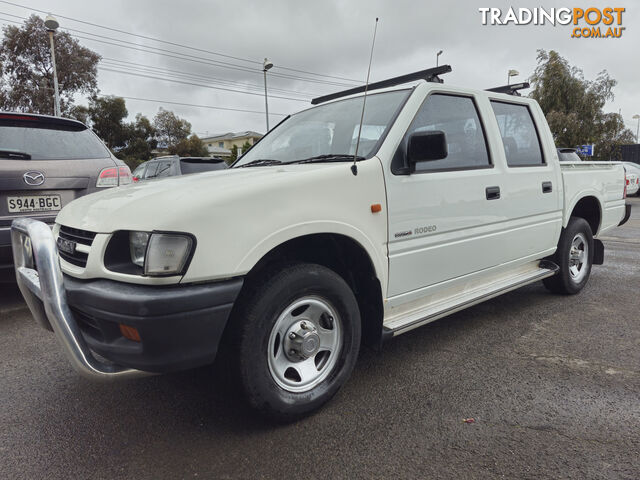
[1, 216, 56, 269]
[11, 218, 243, 378]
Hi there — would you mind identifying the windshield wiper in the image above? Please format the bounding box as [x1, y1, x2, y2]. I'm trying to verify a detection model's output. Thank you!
[290, 154, 364, 164]
[0, 149, 31, 160]
[237, 159, 283, 168]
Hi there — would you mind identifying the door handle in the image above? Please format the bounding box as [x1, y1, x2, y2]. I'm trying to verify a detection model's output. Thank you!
[486, 186, 501, 200]
[542, 181, 553, 193]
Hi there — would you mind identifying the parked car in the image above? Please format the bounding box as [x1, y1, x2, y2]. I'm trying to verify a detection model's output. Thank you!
[132, 155, 227, 182]
[0, 112, 131, 270]
[557, 147, 583, 162]
[623, 162, 640, 196]
[11, 66, 631, 420]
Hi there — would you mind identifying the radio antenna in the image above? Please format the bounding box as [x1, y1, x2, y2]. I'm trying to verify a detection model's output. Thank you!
[352, 17, 379, 176]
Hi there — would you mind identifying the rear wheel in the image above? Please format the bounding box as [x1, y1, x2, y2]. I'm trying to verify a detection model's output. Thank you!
[543, 217, 594, 295]
[232, 263, 361, 420]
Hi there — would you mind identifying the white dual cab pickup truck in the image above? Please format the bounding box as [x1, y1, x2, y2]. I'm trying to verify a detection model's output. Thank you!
[12, 66, 632, 420]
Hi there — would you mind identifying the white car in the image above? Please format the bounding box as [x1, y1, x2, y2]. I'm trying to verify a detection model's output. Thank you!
[624, 162, 640, 196]
[11, 66, 631, 420]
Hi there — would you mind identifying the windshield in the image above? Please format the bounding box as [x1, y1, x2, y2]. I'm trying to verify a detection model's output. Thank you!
[0, 124, 110, 160]
[234, 89, 411, 167]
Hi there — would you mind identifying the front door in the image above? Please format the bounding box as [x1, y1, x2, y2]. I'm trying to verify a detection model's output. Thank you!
[385, 92, 509, 298]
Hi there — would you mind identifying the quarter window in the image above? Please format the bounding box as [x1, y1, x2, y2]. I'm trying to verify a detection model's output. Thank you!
[490, 101, 544, 166]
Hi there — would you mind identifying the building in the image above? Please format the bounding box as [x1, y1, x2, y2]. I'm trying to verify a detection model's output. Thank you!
[200, 131, 263, 157]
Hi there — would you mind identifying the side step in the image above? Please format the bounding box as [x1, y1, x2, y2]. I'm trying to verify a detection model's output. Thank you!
[383, 260, 559, 338]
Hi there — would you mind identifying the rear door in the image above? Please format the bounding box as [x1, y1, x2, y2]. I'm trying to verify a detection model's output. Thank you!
[487, 100, 563, 257]
[0, 114, 117, 228]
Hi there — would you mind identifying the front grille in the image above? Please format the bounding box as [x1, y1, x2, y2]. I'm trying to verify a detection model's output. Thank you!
[58, 225, 97, 268]
[58, 225, 96, 245]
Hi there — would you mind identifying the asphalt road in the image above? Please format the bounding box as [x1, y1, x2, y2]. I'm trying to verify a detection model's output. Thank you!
[1, 197, 639, 480]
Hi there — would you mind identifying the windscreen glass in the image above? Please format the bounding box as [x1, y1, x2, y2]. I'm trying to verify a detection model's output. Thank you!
[234, 89, 411, 166]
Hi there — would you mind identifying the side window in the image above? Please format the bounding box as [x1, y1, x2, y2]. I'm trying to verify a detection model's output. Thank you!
[154, 160, 174, 178]
[395, 94, 490, 173]
[490, 101, 545, 166]
[132, 164, 146, 178]
[144, 162, 159, 179]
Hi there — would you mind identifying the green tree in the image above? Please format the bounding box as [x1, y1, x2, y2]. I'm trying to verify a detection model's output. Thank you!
[228, 144, 239, 163]
[121, 113, 157, 167]
[0, 15, 100, 115]
[69, 104, 90, 125]
[169, 134, 209, 157]
[153, 108, 191, 149]
[227, 141, 253, 163]
[530, 50, 634, 160]
[87, 96, 129, 149]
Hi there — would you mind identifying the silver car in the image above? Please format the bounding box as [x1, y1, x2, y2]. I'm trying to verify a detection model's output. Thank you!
[0, 112, 131, 270]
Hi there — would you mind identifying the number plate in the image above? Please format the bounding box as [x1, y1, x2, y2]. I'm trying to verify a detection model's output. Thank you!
[56, 237, 76, 255]
[7, 195, 61, 213]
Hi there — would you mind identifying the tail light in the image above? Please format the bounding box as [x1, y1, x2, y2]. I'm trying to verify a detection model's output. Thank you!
[118, 166, 133, 185]
[96, 165, 133, 188]
[623, 174, 627, 199]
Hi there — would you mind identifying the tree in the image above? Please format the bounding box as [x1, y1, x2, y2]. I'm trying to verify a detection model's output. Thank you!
[0, 15, 100, 115]
[69, 104, 90, 125]
[227, 141, 253, 163]
[121, 114, 157, 167]
[169, 134, 209, 157]
[530, 50, 634, 160]
[87, 96, 129, 149]
[228, 144, 239, 163]
[153, 108, 191, 149]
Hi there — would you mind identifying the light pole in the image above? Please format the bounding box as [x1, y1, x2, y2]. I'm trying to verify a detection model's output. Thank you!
[45, 15, 61, 117]
[507, 69, 519, 86]
[634, 114, 640, 143]
[436, 50, 443, 67]
[263, 58, 273, 132]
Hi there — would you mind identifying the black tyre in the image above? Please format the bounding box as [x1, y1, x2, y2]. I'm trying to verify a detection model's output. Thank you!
[231, 263, 361, 420]
[543, 217, 594, 295]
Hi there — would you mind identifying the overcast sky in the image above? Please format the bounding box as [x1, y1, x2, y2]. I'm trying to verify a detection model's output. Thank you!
[1, 0, 638, 138]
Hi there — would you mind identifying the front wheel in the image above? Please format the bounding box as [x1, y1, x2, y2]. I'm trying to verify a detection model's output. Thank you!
[543, 217, 594, 295]
[232, 263, 361, 420]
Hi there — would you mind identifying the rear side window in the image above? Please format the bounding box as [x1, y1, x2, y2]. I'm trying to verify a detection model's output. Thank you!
[153, 160, 174, 178]
[490, 101, 545, 166]
[180, 160, 227, 174]
[396, 94, 490, 173]
[144, 162, 159, 179]
[0, 123, 109, 160]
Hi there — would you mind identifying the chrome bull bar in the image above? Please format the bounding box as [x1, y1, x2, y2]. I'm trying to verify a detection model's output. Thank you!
[11, 217, 148, 380]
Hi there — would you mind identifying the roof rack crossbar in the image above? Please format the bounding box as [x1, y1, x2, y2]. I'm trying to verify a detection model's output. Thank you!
[311, 65, 452, 105]
[486, 82, 530, 96]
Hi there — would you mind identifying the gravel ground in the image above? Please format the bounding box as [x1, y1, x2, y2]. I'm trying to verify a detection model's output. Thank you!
[1, 196, 638, 479]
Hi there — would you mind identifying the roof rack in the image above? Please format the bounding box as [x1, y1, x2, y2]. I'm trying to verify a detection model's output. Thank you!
[311, 65, 453, 105]
[486, 82, 530, 96]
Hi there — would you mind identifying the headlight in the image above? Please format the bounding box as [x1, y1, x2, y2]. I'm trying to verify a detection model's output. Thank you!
[144, 234, 193, 275]
[129, 231, 150, 266]
[120, 231, 194, 276]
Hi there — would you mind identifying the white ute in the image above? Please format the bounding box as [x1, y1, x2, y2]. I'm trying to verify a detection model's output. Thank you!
[12, 66, 632, 419]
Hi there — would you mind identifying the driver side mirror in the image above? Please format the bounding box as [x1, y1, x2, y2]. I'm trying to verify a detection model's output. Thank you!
[407, 131, 448, 172]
